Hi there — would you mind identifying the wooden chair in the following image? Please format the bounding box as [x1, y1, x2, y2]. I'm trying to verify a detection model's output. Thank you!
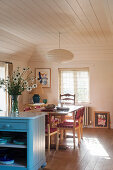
[59, 93, 75, 121]
[45, 115, 59, 153]
[64, 107, 85, 140]
[60, 93, 75, 105]
[57, 109, 81, 149]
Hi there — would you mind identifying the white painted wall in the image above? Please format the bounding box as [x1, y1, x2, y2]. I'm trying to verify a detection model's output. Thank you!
[5, 55, 113, 128]
[28, 59, 113, 128]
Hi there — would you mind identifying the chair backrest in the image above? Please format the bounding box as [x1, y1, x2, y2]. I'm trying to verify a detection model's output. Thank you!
[60, 93, 75, 105]
[75, 109, 81, 120]
[80, 107, 85, 117]
[72, 109, 81, 125]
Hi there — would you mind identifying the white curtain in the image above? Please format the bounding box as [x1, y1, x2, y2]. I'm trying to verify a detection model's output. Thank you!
[0, 62, 13, 112]
[0, 63, 6, 111]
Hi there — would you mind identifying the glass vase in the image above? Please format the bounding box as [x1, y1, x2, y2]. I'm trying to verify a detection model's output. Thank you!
[11, 95, 19, 114]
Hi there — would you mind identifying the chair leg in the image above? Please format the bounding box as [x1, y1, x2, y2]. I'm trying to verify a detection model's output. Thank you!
[81, 125, 83, 139]
[64, 129, 66, 138]
[77, 128, 80, 146]
[48, 134, 50, 153]
[60, 129, 64, 140]
[56, 130, 59, 151]
[73, 129, 75, 149]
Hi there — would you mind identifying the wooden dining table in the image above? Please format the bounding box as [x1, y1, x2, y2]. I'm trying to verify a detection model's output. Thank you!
[26, 105, 84, 131]
[41, 105, 84, 125]
[27, 105, 84, 122]
[43, 105, 84, 148]
[26, 105, 84, 149]
[41, 105, 83, 115]
[27, 105, 83, 115]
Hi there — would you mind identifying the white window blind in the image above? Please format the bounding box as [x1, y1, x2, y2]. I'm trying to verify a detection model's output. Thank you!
[59, 69, 89, 103]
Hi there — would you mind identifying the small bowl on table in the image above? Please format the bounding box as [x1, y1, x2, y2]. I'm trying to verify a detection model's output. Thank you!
[45, 104, 55, 110]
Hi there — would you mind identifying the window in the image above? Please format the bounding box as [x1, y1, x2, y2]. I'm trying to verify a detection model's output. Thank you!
[0, 64, 7, 111]
[59, 68, 89, 103]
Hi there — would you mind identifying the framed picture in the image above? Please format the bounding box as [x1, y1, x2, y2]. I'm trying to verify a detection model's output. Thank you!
[36, 68, 51, 88]
[94, 111, 110, 128]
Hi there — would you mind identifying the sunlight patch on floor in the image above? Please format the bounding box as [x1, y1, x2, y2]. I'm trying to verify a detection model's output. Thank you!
[64, 132, 79, 147]
[65, 138, 78, 147]
[66, 132, 73, 137]
[83, 137, 110, 159]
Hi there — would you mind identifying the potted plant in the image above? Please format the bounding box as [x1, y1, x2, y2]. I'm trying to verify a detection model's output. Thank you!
[0, 67, 37, 114]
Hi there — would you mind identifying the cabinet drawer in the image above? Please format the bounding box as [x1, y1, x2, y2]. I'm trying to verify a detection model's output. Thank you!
[0, 122, 27, 130]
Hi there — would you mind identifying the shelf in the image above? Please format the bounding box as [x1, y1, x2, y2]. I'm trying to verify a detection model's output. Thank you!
[0, 113, 46, 169]
[0, 143, 26, 148]
[0, 159, 27, 167]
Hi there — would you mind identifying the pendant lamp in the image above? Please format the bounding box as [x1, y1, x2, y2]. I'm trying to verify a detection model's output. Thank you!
[47, 33, 73, 63]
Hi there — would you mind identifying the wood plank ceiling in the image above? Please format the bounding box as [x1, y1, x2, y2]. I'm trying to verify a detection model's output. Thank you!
[0, 0, 113, 61]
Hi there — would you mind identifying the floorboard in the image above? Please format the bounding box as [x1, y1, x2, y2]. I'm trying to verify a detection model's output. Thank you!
[40, 128, 113, 170]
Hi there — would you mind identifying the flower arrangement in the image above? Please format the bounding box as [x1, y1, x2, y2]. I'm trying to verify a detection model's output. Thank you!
[0, 67, 37, 95]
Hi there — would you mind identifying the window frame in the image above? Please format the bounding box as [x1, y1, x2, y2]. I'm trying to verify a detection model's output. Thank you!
[58, 68, 90, 104]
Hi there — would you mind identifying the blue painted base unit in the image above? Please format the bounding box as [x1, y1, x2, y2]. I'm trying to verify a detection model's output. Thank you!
[0, 160, 46, 170]
[0, 114, 46, 170]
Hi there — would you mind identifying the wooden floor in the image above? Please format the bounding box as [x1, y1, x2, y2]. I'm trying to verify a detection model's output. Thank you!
[41, 128, 113, 170]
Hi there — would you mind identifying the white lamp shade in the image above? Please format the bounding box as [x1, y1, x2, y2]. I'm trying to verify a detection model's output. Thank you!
[47, 49, 74, 63]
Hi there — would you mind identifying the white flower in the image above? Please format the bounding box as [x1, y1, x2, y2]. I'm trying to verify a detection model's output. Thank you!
[7, 82, 10, 86]
[32, 84, 37, 88]
[15, 73, 20, 78]
[0, 67, 37, 95]
[23, 68, 27, 72]
[23, 80, 28, 85]
[27, 86, 32, 92]
[13, 77, 18, 83]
